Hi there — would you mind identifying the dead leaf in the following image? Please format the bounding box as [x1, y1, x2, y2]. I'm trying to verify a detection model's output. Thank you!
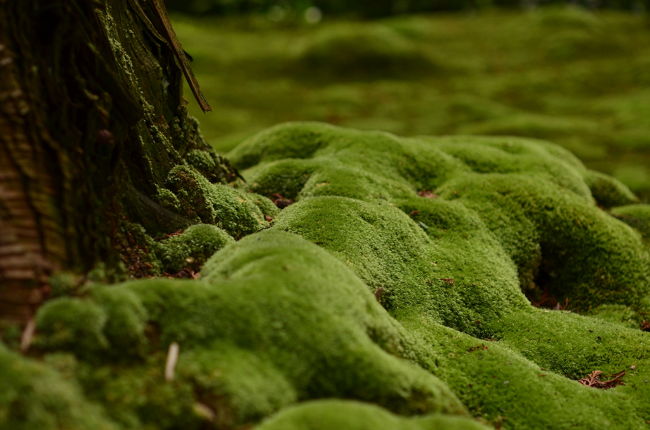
[271, 193, 294, 209]
[374, 287, 385, 302]
[417, 190, 439, 199]
[578, 370, 625, 389]
[467, 344, 489, 352]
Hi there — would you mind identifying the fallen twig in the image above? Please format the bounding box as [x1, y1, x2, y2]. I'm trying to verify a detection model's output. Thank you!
[165, 342, 180, 381]
[20, 318, 36, 353]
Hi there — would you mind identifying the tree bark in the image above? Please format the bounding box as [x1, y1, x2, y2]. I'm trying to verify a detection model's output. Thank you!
[0, 0, 234, 321]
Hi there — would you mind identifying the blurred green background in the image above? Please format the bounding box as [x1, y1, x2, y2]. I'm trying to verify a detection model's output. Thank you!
[168, 0, 648, 16]
[170, 2, 650, 200]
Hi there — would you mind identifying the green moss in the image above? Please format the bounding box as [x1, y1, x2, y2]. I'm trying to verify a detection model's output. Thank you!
[587, 304, 641, 329]
[7, 123, 650, 429]
[185, 149, 231, 183]
[25, 231, 465, 428]
[247, 191, 281, 219]
[585, 170, 638, 208]
[460, 113, 600, 148]
[116, 222, 162, 277]
[291, 24, 440, 80]
[273, 195, 527, 336]
[179, 345, 297, 423]
[0, 345, 117, 430]
[48, 271, 82, 298]
[406, 314, 650, 430]
[612, 204, 650, 240]
[488, 310, 650, 420]
[531, 6, 601, 30]
[166, 165, 270, 238]
[228, 122, 334, 170]
[154, 187, 182, 213]
[256, 400, 490, 430]
[234, 123, 649, 313]
[34, 298, 109, 359]
[156, 224, 234, 273]
[613, 165, 650, 199]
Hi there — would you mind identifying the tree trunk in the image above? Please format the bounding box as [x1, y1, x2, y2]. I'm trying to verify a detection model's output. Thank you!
[0, 0, 234, 321]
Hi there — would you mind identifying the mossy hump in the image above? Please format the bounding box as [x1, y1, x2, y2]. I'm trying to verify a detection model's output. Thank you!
[233, 122, 650, 314]
[291, 25, 440, 80]
[6, 122, 650, 429]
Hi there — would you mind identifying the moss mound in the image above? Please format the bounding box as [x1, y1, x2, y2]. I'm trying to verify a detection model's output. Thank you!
[291, 25, 439, 80]
[525, 7, 626, 61]
[612, 204, 650, 241]
[165, 165, 276, 238]
[156, 224, 235, 273]
[3, 123, 650, 429]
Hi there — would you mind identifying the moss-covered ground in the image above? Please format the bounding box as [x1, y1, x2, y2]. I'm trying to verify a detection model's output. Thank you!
[2, 122, 649, 429]
[172, 6, 650, 200]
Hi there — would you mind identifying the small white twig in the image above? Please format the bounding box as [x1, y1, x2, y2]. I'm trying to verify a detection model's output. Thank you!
[165, 342, 179, 381]
[20, 318, 36, 353]
[193, 402, 216, 422]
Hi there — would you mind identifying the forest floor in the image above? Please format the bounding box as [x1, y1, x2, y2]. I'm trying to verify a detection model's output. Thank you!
[173, 6, 650, 200]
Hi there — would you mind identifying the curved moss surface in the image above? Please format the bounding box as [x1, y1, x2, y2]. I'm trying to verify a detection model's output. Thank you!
[3, 123, 649, 429]
[256, 400, 490, 430]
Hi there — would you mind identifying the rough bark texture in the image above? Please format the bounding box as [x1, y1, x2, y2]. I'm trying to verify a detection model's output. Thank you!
[0, 0, 235, 321]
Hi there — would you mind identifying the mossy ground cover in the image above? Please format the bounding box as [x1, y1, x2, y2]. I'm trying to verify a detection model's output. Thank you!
[2, 123, 649, 429]
[172, 6, 650, 200]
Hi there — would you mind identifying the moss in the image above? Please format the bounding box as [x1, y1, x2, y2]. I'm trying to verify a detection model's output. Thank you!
[34, 298, 109, 359]
[585, 170, 638, 208]
[232, 123, 649, 426]
[154, 187, 182, 213]
[245, 158, 319, 200]
[115, 222, 162, 277]
[527, 7, 626, 61]
[48, 271, 82, 298]
[179, 345, 297, 424]
[406, 314, 650, 430]
[88, 287, 148, 359]
[256, 400, 490, 430]
[166, 164, 270, 238]
[273, 195, 528, 336]
[587, 304, 641, 329]
[8, 123, 650, 429]
[531, 6, 601, 30]
[487, 310, 650, 420]
[247, 191, 281, 219]
[156, 224, 234, 273]
[291, 24, 440, 80]
[25, 231, 465, 428]
[612, 204, 650, 240]
[460, 113, 600, 147]
[228, 122, 334, 170]
[185, 149, 231, 183]
[613, 165, 650, 199]
[233, 123, 649, 313]
[0, 345, 117, 430]
[76, 353, 203, 429]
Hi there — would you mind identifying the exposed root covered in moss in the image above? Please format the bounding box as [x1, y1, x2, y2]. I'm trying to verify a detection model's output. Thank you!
[2, 123, 649, 429]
